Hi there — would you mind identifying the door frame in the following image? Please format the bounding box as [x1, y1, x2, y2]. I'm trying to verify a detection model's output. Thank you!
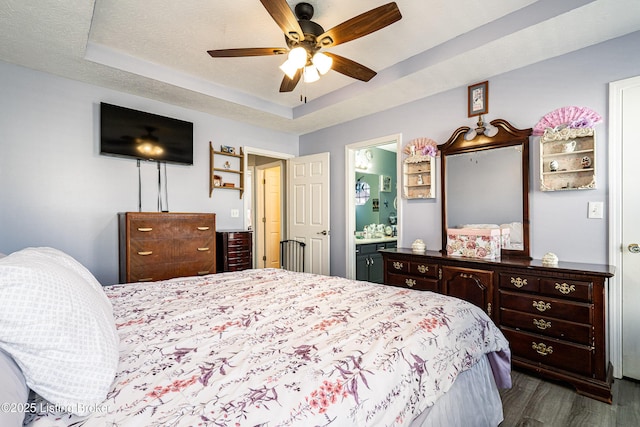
[345, 133, 402, 279]
[608, 75, 640, 379]
[244, 147, 295, 268]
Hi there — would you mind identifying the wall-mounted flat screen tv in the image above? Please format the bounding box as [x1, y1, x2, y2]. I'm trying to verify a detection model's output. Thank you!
[100, 102, 193, 165]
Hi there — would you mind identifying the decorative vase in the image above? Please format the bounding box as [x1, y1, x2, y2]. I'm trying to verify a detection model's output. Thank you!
[412, 239, 426, 253]
[542, 252, 559, 267]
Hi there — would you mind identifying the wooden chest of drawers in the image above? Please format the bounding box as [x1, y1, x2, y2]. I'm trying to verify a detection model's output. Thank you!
[118, 212, 216, 283]
[381, 248, 614, 403]
[385, 255, 439, 291]
[216, 230, 252, 272]
[497, 268, 608, 397]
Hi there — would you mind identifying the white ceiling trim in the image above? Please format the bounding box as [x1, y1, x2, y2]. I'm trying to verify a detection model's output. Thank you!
[1, 0, 639, 134]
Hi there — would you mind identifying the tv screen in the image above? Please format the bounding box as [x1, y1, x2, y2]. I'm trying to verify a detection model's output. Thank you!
[100, 102, 193, 165]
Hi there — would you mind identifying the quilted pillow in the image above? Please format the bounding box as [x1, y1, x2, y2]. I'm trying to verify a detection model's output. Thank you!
[0, 248, 119, 416]
[21, 247, 113, 312]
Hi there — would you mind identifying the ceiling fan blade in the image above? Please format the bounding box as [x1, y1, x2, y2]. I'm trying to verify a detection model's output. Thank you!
[208, 47, 287, 58]
[279, 69, 302, 92]
[324, 53, 376, 82]
[317, 2, 402, 48]
[260, 0, 305, 42]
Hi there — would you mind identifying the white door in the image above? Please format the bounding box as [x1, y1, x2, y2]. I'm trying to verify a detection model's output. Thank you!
[621, 79, 640, 379]
[287, 152, 330, 275]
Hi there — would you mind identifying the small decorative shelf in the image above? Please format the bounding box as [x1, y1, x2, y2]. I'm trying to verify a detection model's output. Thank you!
[540, 128, 596, 191]
[209, 142, 244, 198]
[403, 154, 435, 199]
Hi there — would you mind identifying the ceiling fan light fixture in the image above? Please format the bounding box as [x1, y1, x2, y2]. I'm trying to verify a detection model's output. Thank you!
[288, 46, 307, 69]
[279, 59, 299, 79]
[312, 52, 332, 75]
[303, 65, 320, 83]
[207, 0, 403, 93]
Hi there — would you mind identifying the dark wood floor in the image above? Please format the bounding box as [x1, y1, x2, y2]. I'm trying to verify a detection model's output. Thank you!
[499, 370, 640, 426]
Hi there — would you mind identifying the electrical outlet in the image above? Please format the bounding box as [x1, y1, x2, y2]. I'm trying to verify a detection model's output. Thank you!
[230, 209, 239, 218]
[588, 201, 603, 219]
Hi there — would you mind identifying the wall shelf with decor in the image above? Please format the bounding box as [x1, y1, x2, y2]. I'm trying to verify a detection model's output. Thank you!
[403, 155, 434, 199]
[540, 128, 595, 191]
[209, 142, 244, 198]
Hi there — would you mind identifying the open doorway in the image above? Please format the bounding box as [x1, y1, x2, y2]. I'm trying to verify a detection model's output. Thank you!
[245, 147, 294, 269]
[345, 134, 402, 279]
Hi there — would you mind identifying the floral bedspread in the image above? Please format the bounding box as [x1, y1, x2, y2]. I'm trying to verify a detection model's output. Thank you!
[26, 269, 510, 427]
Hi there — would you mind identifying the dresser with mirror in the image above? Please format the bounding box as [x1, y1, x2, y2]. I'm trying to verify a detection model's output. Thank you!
[381, 119, 614, 403]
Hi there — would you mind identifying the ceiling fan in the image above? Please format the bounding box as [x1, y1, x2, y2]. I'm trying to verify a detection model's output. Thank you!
[207, 0, 402, 93]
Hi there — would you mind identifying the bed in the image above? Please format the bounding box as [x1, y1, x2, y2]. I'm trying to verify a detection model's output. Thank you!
[0, 247, 511, 427]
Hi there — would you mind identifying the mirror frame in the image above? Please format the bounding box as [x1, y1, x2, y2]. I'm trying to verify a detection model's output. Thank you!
[438, 118, 532, 259]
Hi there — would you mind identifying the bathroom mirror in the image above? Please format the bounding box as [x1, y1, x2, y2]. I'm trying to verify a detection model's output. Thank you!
[439, 119, 532, 258]
[355, 172, 397, 232]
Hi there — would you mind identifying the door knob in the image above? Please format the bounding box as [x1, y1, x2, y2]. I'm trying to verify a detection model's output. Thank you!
[317, 230, 329, 235]
[629, 243, 640, 253]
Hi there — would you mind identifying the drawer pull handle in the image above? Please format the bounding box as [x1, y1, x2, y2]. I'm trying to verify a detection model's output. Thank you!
[533, 319, 552, 330]
[137, 227, 153, 232]
[555, 282, 576, 294]
[137, 251, 153, 256]
[532, 342, 553, 356]
[197, 270, 210, 275]
[197, 247, 210, 252]
[197, 226, 210, 231]
[393, 262, 403, 270]
[405, 278, 416, 288]
[417, 265, 429, 273]
[511, 277, 527, 288]
[532, 301, 551, 312]
[138, 278, 154, 282]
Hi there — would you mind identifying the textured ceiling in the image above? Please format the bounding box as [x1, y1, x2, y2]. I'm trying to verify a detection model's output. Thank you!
[1, 0, 639, 135]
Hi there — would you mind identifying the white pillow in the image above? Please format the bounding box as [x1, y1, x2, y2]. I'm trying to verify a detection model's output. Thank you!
[21, 247, 113, 313]
[0, 248, 119, 416]
[0, 348, 29, 427]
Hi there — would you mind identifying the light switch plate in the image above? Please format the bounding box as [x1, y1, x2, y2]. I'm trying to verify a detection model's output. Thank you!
[588, 201, 603, 219]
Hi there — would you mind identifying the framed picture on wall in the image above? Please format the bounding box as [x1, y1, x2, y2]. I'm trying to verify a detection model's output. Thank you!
[380, 175, 392, 192]
[468, 81, 489, 117]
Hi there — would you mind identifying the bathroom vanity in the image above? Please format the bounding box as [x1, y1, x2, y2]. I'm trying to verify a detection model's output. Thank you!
[355, 237, 396, 283]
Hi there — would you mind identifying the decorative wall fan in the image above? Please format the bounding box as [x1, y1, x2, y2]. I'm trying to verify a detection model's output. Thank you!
[533, 106, 602, 136]
[207, 0, 402, 92]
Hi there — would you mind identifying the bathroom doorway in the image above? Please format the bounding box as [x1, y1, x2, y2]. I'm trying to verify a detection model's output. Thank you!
[345, 134, 401, 279]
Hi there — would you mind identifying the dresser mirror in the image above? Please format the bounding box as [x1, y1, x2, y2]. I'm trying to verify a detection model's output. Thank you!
[438, 119, 532, 258]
